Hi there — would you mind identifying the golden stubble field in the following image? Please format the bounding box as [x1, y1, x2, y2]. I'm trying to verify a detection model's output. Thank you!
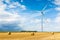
[0, 32, 60, 40]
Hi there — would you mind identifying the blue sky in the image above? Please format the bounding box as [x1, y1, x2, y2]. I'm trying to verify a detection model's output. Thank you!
[0, 0, 60, 32]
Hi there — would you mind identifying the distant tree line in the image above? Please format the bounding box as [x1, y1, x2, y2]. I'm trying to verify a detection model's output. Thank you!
[20, 31, 37, 32]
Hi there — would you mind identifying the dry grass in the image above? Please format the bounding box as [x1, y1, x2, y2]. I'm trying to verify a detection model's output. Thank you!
[0, 32, 60, 40]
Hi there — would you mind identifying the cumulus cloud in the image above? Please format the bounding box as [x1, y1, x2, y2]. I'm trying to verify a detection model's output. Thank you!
[5, 0, 10, 4]
[7, 2, 26, 10]
[0, 3, 6, 11]
[0, 0, 27, 31]
[54, 0, 60, 5]
[53, 0, 60, 11]
[20, 5, 26, 10]
[21, 18, 41, 31]
[43, 12, 60, 32]
[53, 0, 60, 23]
[54, 13, 60, 23]
[0, 11, 22, 31]
[0, 11, 19, 22]
[55, 7, 60, 11]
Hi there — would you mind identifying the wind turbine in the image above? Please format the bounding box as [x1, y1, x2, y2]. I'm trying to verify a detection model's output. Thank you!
[41, 0, 55, 34]
[41, 1, 50, 32]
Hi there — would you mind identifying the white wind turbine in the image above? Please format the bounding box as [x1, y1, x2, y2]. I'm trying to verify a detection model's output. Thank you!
[41, 1, 51, 32]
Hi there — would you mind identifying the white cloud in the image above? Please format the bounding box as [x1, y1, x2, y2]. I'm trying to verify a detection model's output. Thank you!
[55, 17, 60, 23]
[0, 10, 26, 31]
[20, 5, 26, 10]
[0, 0, 27, 31]
[30, 19, 41, 23]
[18, 17, 41, 31]
[43, 12, 60, 31]
[55, 7, 60, 11]
[8, 2, 20, 8]
[8, 2, 26, 10]
[54, 13, 60, 23]
[8, 4, 16, 8]
[54, 0, 60, 5]
[0, 11, 19, 23]
[0, 3, 7, 11]
[53, 0, 60, 13]
[0, 0, 4, 2]
[5, 0, 10, 4]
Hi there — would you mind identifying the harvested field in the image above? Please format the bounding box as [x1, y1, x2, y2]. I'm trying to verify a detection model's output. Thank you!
[0, 32, 60, 40]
